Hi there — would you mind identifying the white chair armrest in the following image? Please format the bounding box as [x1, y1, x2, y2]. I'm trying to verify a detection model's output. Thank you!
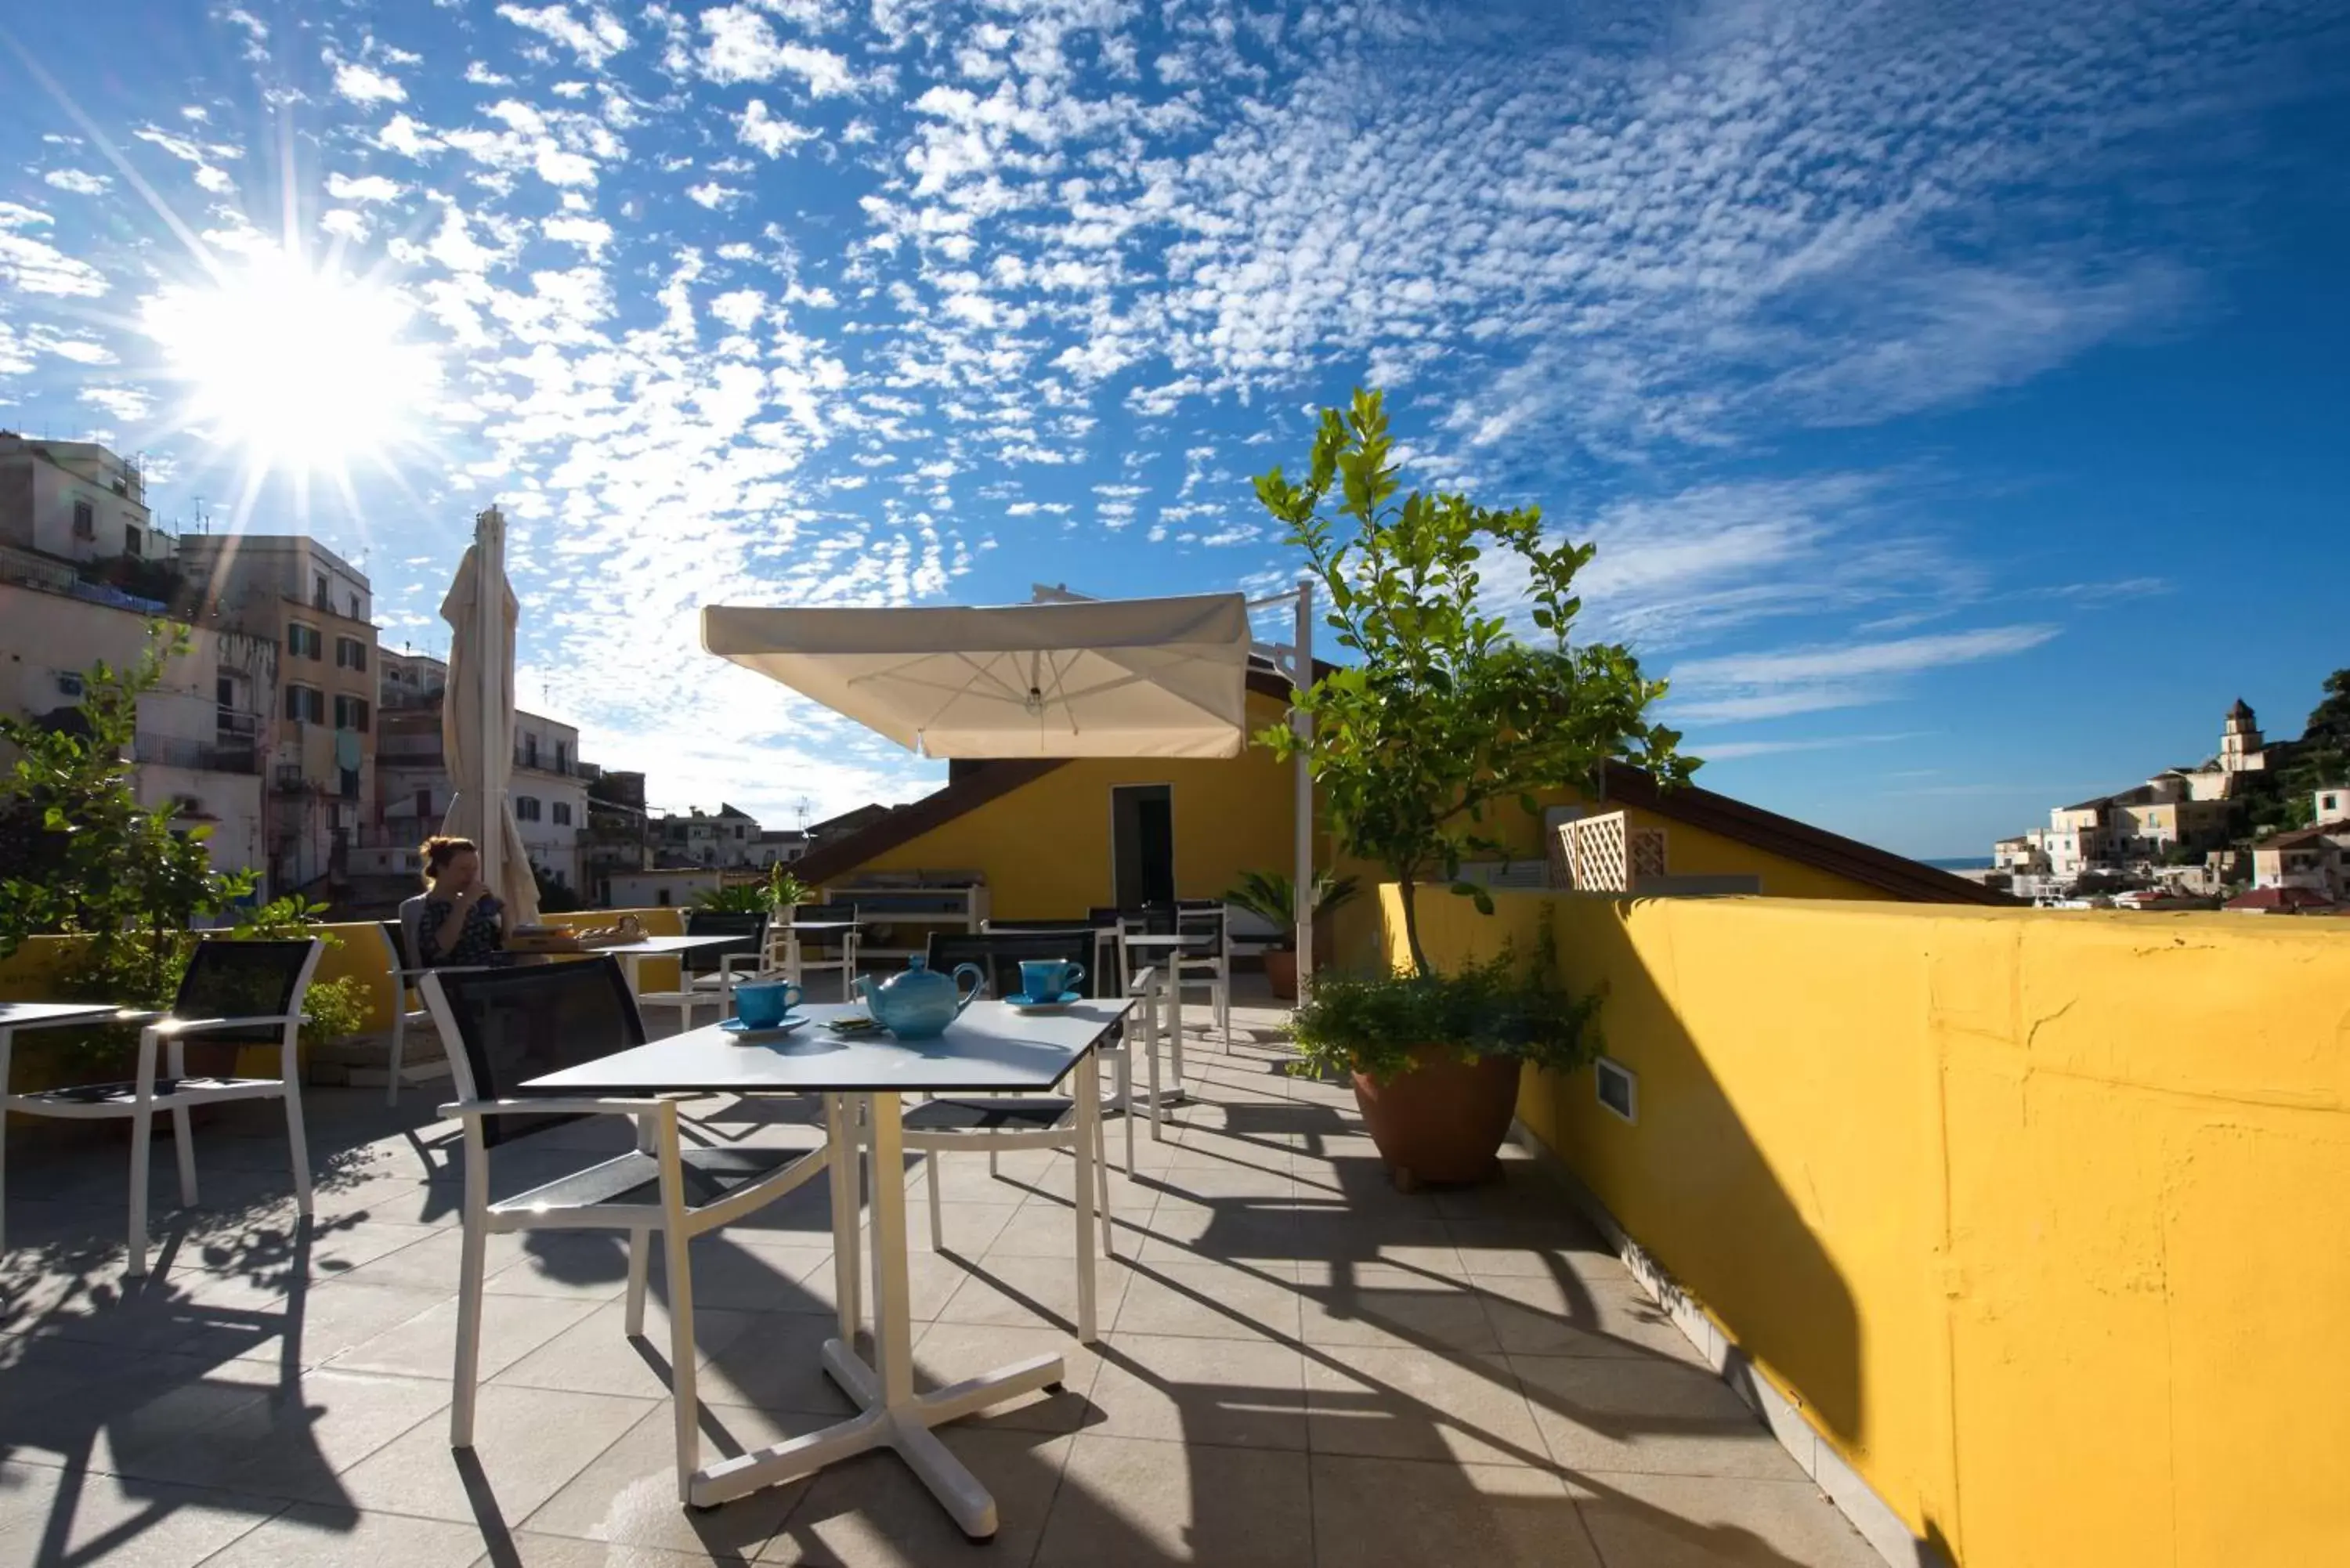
[153, 1013, 307, 1035]
[1126, 965, 1161, 995]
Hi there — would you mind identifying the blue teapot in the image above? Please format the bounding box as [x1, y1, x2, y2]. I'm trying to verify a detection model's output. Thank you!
[854, 955, 985, 1039]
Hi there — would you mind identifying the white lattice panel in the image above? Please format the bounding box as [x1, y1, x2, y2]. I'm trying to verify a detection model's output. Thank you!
[1561, 811, 1666, 892]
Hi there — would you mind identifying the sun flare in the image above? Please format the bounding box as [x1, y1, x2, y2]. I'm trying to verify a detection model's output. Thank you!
[143, 251, 441, 475]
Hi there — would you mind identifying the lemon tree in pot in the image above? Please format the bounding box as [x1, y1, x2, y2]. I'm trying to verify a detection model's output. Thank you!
[1254, 388, 1694, 1187]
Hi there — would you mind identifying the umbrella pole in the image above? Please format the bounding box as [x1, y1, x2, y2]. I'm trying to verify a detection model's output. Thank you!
[477, 507, 504, 899]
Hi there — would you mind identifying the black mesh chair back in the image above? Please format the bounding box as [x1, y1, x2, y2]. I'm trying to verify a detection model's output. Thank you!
[431, 957, 647, 1146]
[928, 930, 1097, 999]
[380, 917, 421, 971]
[174, 939, 316, 1046]
[681, 909, 766, 975]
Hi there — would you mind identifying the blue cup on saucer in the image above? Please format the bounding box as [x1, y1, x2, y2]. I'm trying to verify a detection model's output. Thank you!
[1017, 959, 1083, 1002]
[734, 980, 803, 1029]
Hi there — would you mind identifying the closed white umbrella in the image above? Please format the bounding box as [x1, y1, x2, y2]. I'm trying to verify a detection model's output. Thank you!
[439, 505, 540, 924]
[702, 594, 1253, 760]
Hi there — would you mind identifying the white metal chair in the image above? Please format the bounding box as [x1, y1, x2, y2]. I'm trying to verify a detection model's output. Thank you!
[635, 909, 768, 1031]
[420, 957, 844, 1484]
[1159, 902, 1232, 1046]
[0, 938, 324, 1277]
[892, 934, 1159, 1328]
[378, 915, 435, 1105]
[779, 902, 860, 1000]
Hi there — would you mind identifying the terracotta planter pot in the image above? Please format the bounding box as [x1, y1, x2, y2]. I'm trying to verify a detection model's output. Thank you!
[1351, 1046, 1521, 1189]
[1264, 948, 1298, 1002]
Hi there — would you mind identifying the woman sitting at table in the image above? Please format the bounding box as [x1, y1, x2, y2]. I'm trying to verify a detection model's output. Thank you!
[417, 835, 514, 967]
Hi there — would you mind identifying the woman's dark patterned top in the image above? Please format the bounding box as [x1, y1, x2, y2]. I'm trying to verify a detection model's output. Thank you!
[418, 894, 509, 966]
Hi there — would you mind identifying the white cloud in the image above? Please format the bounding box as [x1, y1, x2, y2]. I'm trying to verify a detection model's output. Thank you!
[737, 99, 818, 157]
[326, 172, 403, 203]
[333, 61, 407, 105]
[0, 204, 108, 298]
[498, 3, 631, 69]
[42, 169, 110, 195]
[1688, 732, 1923, 762]
[1668, 626, 2060, 723]
[687, 182, 746, 210]
[698, 6, 874, 95]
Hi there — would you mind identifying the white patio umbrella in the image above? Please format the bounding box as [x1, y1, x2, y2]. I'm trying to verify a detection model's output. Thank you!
[438, 505, 540, 924]
[702, 594, 1253, 759]
[700, 586, 1318, 977]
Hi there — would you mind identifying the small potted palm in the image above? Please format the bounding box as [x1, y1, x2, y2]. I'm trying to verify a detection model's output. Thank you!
[1255, 389, 1694, 1187]
[1221, 869, 1359, 1000]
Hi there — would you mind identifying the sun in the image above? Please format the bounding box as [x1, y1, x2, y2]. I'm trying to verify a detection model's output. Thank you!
[143, 249, 442, 476]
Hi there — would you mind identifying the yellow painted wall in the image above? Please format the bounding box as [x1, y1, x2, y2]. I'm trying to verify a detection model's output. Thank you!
[0, 908, 685, 1087]
[1389, 887, 2350, 1566]
[842, 688, 1311, 923]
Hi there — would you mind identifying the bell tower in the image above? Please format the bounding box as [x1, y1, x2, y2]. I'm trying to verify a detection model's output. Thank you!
[2220, 699, 2265, 774]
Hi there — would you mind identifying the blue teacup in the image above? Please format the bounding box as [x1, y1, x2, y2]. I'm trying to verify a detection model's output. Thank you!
[734, 980, 804, 1029]
[1017, 959, 1084, 1002]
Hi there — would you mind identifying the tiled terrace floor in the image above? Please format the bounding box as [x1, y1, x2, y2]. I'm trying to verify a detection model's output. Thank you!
[2, 985, 1877, 1566]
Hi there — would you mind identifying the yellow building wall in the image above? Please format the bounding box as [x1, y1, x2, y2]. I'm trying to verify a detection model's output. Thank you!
[839, 690, 1308, 922]
[1388, 888, 2350, 1566]
[0, 908, 685, 1089]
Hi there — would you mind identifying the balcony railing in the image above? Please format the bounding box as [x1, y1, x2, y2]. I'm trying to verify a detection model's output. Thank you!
[134, 732, 260, 775]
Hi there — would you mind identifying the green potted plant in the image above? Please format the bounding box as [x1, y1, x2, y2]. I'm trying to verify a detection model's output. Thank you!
[694, 866, 814, 915]
[1, 627, 364, 1090]
[1255, 389, 1694, 1186]
[1220, 869, 1360, 1000]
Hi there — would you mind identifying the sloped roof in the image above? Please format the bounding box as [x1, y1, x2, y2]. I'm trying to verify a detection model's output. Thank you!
[2225, 885, 2334, 912]
[790, 666, 2008, 905]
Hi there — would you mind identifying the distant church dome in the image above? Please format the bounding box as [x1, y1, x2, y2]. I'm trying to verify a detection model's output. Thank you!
[2227, 698, 2255, 724]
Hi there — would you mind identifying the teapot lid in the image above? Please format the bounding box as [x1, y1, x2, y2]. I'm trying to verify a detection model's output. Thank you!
[904, 954, 928, 970]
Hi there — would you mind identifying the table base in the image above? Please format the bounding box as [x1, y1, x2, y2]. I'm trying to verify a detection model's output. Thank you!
[687, 1337, 1065, 1537]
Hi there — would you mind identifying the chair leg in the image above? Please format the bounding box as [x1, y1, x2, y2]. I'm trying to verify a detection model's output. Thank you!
[926, 1149, 944, 1252]
[127, 1030, 158, 1278]
[126, 1107, 152, 1278]
[654, 1109, 703, 1501]
[988, 1147, 999, 1179]
[0, 1031, 11, 1263]
[625, 1227, 651, 1335]
[1094, 1104, 1113, 1258]
[451, 1118, 490, 1447]
[386, 1005, 405, 1107]
[172, 1103, 198, 1207]
[1118, 1047, 1135, 1174]
[282, 1081, 313, 1222]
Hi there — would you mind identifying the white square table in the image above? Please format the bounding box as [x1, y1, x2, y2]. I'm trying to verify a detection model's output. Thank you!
[580, 934, 750, 999]
[513, 996, 1130, 1538]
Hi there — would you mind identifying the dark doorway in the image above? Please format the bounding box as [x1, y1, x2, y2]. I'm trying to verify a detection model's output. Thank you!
[1112, 785, 1175, 909]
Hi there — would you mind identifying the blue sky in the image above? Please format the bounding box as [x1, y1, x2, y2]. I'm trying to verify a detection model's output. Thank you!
[2, 1, 2345, 857]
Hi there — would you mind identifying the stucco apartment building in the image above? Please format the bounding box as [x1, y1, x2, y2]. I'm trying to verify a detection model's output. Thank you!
[0, 576, 275, 884]
[0, 432, 168, 569]
[1994, 701, 2266, 883]
[177, 534, 380, 896]
[372, 649, 592, 894]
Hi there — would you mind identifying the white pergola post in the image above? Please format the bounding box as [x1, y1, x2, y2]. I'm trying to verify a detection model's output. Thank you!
[1291, 581, 1314, 988]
